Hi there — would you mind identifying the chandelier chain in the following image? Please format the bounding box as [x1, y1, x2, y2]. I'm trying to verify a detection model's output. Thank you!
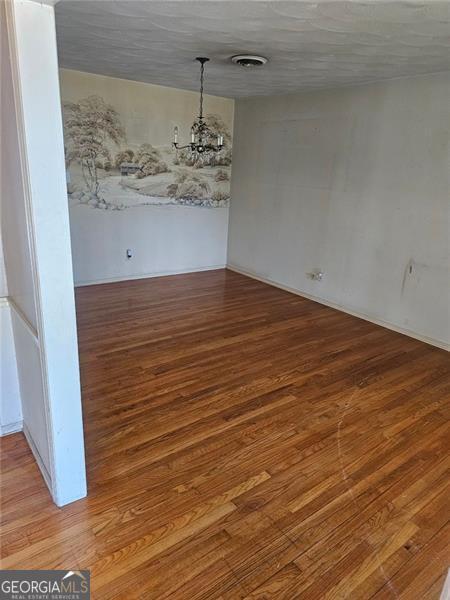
[199, 60, 205, 120]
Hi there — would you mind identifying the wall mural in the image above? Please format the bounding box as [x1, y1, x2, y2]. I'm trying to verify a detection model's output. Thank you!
[63, 95, 232, 211]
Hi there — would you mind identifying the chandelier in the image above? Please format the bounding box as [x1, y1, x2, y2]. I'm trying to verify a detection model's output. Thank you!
[172, 57, 224, 160]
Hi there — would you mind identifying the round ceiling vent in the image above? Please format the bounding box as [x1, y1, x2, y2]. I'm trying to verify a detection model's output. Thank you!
[231, 55, 268, 67]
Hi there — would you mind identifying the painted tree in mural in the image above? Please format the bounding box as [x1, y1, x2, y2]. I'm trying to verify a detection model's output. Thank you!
[135, 144, 169, 178]
[166, 170, 211, 200]
[114, 149, 135, 169]
[64, 95, 125, 195]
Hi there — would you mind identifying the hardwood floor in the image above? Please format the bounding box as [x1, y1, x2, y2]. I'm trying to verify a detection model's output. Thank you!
[1, 269, 449, 599]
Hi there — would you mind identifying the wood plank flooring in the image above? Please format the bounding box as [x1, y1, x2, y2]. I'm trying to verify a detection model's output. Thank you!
[1, 269, 449, 599]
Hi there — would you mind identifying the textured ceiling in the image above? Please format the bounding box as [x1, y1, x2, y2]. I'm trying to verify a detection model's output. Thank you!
[55, 1, 450, 98]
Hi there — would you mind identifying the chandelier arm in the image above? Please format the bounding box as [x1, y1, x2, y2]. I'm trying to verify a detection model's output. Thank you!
[172, 142, 195, 150]
[173, 142, 222, 153]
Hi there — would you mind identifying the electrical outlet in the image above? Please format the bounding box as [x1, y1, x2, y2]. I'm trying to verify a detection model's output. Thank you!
[307, 270, 323, 281]
[126, 249, 133, 259]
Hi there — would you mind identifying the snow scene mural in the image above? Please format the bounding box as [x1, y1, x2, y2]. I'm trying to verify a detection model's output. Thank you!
[60, 69, 234, 285]
[63, 95, 232, 211]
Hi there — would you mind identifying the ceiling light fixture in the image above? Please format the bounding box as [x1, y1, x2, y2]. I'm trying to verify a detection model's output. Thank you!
[172, 57, 224, 159]
[231, 54, 268, 67]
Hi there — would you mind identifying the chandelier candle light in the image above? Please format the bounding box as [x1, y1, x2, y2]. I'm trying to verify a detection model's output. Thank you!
[172, 57, 224, 160]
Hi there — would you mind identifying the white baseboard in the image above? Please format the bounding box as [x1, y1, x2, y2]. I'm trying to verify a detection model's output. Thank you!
[23, 424, 53, 496]
[227, 264, 450, 352]
[75, 264, 227, 287]
[0, 420, 23, 436]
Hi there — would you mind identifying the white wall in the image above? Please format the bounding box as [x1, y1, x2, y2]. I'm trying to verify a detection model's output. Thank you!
[59, 69, 234, 286]
[1, 3, 37, 329]
[1, 0, 30, 438]
[1, 0, 86, 506]
[0, 235, 8, 297]
[69, 205, 229, 285]
[0, 298, 22, 436]
[0, 212, 22, 435]
[228, 73, 450, 349]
